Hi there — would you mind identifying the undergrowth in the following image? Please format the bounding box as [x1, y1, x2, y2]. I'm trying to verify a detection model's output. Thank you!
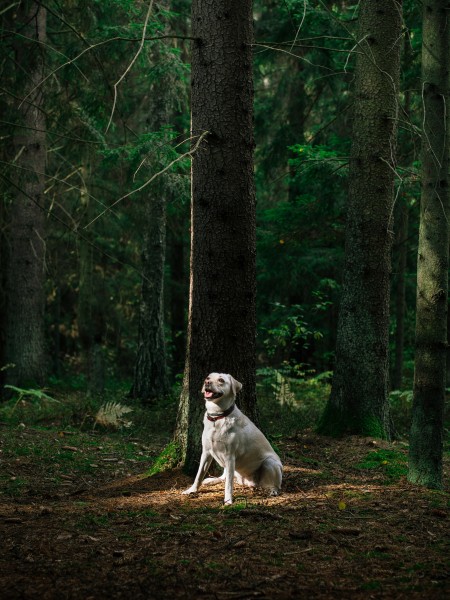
[356, 449, 408, 482]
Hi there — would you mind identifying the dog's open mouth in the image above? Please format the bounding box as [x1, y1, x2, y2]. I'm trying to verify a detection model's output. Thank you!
[204, 390, 223, 400]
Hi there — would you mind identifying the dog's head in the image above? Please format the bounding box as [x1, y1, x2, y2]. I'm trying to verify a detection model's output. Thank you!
[202, 373, 242, 402]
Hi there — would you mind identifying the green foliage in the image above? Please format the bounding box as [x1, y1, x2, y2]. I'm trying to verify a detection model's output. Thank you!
[356, 449, 408, 482]
[0, 379, 178, 449]
[257, 369, 330, 436]
[4, 385, 58, 404]
[288, 144, 348, 180]
[0, 385, 60, 422]
[261, 302, 324, 360]
[389, 389, 414, 435]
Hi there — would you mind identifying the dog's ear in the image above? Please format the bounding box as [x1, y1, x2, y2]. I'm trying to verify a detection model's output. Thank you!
[229, 375, 242, 396]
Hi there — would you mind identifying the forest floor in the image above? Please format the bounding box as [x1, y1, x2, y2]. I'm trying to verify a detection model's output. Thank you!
[0, 405, 449, 599]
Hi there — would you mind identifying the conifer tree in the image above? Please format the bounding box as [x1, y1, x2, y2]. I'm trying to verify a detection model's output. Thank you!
[318, 0, 403, 438]
[4, 1, 48, 387]
[175, 0, 257, 473]
[408, 0, 449, 489]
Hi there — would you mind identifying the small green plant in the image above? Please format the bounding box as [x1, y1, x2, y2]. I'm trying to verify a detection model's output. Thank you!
[0, 476, 28, 497]
[355, 449, 407, 481]
[2, 385, 60, 414]
[257, 368, 330, 437]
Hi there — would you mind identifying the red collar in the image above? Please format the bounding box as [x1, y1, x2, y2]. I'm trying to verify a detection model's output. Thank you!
[206, 404, 235, 422]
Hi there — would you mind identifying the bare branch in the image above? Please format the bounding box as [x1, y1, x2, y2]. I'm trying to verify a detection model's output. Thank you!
[105, 0, 154, 133]
[253, 43, 336, 72]
[0, 2, 20, 17]
[290, 0, 307, 52]
[83, 130, 209, 230]
[0, 171, 148, 281]
[18, 28, 195, 112]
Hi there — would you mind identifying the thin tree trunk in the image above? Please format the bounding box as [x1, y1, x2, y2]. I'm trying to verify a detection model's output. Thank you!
[130, 35, 170, 402]
[318, 0, 402, 438]
[408, 0, 449, 489]
[5, 1, 47, 388]
[130, 183, 169, 401]
[175, 0, 257, 474]
[287, 59, 305, 204]
[392, 199, 409, 390]
[391, 31, 413, 392]
[77, 167, 105, 396]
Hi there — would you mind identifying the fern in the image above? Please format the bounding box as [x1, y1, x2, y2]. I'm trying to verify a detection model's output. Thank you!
[271, 370, 296, 406]
[95, 401, 133, 429]
[4, 385, 57, 402]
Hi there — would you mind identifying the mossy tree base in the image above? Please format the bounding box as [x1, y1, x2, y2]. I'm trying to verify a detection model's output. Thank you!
[146, 441, 182, 477]
[317, 401, 389, 439]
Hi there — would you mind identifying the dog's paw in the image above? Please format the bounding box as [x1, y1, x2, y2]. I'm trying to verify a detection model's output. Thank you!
[268, 489, 279, 497]
[182, 487, 197, 495]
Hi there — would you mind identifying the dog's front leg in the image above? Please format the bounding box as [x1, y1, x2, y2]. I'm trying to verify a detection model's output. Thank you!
[223, 457, 235, 505]
[182, 451, 213, 495]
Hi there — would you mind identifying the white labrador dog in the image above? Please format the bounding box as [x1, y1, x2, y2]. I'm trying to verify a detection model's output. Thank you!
[182, 372, 282, 504]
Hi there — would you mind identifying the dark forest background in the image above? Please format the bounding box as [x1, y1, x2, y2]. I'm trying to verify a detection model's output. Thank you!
[0, 1, 422, 388]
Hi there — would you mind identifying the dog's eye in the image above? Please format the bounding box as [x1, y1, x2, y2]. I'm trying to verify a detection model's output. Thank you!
[218, 378, 224, 383]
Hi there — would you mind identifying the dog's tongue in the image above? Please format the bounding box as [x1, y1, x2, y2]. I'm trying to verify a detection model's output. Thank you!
[204, 391, 214, 399]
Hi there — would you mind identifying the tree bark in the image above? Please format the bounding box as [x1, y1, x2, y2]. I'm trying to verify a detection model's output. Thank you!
[287, 59, 306, 204]
[408, 0, 449, 489]
[130, 36, 170, 403]
[175, 0, 257, 474]
[5, 1, 47, 388]
[130, 183, 169, 402]
[77, 168, 105, 396]
[168, 232, 187, 375]
[318, 0, 402, 438]
[392, 198, 409, 390]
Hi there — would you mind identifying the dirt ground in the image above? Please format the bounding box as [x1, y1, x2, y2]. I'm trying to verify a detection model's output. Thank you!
[0, 427, 449, 599]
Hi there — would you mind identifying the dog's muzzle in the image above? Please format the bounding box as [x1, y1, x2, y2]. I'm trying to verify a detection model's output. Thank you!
[203, 388, 223, 400]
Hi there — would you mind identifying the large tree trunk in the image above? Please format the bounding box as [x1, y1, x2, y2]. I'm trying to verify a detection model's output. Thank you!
[168, 232, 187, 376]
[318, 0, 402, 438]
[175, 0, 257, 474]
[408, 0, 449, 489]
[5, 1, 47, 388]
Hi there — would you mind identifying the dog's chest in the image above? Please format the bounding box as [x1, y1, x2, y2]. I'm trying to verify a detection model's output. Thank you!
[204, 418, 235, 449]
